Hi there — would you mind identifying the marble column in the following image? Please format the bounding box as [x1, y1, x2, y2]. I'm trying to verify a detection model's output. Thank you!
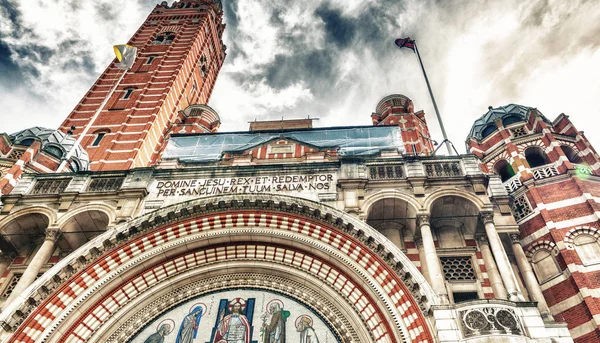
[480, 212, 524, 302]
[510, 234, 553, 319]
[415, 237, 430, 284]
[417, 214, 449, 303]
[4, 228, 60, 308]
[477, 235, 508, 299]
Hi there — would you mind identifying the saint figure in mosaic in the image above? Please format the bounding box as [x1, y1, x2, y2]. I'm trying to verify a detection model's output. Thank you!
[144, 322, 173, 343]
[296, 316, 319, 343]
[175, 305, 204, 343]
[214, 299, 251, 343]
[261, 300, 289, 343]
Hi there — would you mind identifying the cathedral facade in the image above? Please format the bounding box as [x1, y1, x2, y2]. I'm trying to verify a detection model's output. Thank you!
[0, 1, 597, 343]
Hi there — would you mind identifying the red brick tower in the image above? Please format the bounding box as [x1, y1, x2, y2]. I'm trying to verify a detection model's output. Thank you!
[372, 94, 435, 156]
[468, 105, 600, 342]
[59, 0, 226, 171]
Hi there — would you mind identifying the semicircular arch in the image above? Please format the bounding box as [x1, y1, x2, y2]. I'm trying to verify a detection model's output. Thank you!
[0, 206, 57, 230]
[423, 188, 488, 213]
[55, 202, 117, 229]
[3, 194, 437, 343]
[362, 190, 423, 217]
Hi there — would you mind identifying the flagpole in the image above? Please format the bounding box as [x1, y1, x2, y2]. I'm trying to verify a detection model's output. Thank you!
[413, 41, 453, 156]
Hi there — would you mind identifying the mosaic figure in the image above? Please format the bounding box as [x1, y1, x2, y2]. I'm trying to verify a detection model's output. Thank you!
[144, 322, 173, 343]
[214, 299, 251, 343]
[296, 316, 319, 343]
[175, 305, 204, 343]
[262, 300, 289, 343]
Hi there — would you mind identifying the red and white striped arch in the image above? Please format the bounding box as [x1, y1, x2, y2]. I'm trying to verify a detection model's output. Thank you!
[6, 196, 436, 343]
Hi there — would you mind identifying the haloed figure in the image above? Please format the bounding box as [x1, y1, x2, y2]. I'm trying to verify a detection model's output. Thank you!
[214, 301, 251, 343]
[296, 316, 319, 343]
[144, 323, 172, 343]
[175, 306, 204, 343]
[262, 302, 289, 343]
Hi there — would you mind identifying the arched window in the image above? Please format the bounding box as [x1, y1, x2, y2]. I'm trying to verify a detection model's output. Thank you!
[561, 145, 583, 164]
[494, 159, 515, 182]
[531, 249, 560, 283]
[481, 124, 497, 139]
[574, 234, 600, 265]
[17, 138, 35, 146]
[525, 146, 549, 168]
[44, 145, 64, 159]
[502, 115, 522, 126]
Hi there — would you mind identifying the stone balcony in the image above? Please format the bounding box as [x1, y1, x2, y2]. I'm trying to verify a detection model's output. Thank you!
[433, 300, 572, 343]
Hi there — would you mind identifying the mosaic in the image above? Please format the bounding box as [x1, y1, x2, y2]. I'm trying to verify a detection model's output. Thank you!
[130, 289, 339, 343]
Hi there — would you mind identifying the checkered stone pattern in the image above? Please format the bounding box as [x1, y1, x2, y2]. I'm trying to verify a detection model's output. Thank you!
[12, 211, 432, 343]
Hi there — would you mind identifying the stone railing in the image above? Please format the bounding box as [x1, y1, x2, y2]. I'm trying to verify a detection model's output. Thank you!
[368, 164, 405, 180]
[459, 305, 523, 338]
[423, 161, 464, 178]
[503, 174, 523, 193]
[531, 163, 559, 180]
[29, 179, 71, 195]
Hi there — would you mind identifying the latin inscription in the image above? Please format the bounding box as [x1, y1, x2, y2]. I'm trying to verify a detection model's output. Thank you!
[155, 174, 335, 197]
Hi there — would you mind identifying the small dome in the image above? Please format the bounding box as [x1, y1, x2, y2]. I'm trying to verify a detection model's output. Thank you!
[9, 127, 90, 171]
[467, 104, 551, 141]
[375, 94, 413, 114]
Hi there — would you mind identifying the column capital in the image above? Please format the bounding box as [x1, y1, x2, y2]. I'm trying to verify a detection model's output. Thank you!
[45, 228, 61, 242]
[416, 214, 430, 227]
[509, 233, 521, 244]
[479, 211, 495, 224]
[414, 237, 423, 248]
[476, 234, 489, 245]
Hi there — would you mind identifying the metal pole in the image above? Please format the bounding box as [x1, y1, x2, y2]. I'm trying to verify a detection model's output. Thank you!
[57, 68, 127, 172]
[413, 42, 453, 156]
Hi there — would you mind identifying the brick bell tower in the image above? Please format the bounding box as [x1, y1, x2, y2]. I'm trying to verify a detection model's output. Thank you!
[371, 94, 435, 156]
[467, 104, 600, 342]
[59, 0, 226, 171]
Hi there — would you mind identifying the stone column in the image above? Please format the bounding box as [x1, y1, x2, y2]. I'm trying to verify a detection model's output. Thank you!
[480, 212, 524, 302]
[417, 214, 449, 303]
[4, 228, 60, 307]
[477, 235, 508, 299]
[510, 234, 553, 319]
[415, 237, 430, 284]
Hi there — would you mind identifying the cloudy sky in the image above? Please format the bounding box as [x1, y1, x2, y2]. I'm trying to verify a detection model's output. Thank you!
[1, 0, 599, 154]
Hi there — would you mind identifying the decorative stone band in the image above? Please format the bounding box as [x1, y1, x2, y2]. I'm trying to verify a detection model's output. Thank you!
[66, 244, 384, 343]
[5, 195, 436, 343]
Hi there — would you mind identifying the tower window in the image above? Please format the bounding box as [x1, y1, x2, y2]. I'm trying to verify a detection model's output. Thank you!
[92, 132, 106, 147]
[531, 249, 560, 283]
[122, 88, 134, 100]
[525, 146, 549, 168]
[145, 56, 155, 64]
[494, 159, 515, 182]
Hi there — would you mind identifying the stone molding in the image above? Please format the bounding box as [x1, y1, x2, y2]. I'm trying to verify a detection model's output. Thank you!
[1, 194, 436, 343]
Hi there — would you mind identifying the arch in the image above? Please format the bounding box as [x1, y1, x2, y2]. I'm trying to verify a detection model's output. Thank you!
[481, 124, 497, 139]
[55, 203, 117, 228]
[423, 188, 487, 213]
[0, 206, 56, 255]
[362, 190, 422, 218]
[493, 159, 516, 182]
[564, 226, 600, 265]
[560, 145, 583, 164]
[2, 194, 436, 343]
[524, 146, 549, 168]
[502, 115, 523, 126]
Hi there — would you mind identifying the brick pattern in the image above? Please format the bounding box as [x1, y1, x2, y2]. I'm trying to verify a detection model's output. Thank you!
[0, 141, 41, 195]
[58, 2, 226, 171]
[468, 110, 600, 341]
[11, 211, 433, 343]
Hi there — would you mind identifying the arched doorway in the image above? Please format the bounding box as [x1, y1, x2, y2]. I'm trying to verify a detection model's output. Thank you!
[2, 195, 436, 343]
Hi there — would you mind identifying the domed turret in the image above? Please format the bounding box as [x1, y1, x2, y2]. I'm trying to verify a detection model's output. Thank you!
[9, 127, 89, 171]
[467, 104, 551, 142]
[371, 94, 434, 156]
